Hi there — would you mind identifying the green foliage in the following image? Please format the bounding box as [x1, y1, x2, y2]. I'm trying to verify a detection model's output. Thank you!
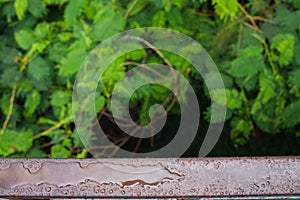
[229, 45, 265, 77]
[211, 1, 300, 146]
[282, 100, 300, 128]
[212, 0, 239, 22]
[0, 130, 32, 156]
[14, 0, 27, 20]
[0, 0, 299, 158]
[270, 34, 295, 67]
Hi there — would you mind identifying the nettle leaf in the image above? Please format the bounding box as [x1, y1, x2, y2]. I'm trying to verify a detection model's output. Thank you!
[288, 69, 300, 88]
[1, 66, 22, 86]
[0, 129, 33, 156]
[205, 104, 232, 123]
[229, 45, 265, 77]
[28, 57, 50, 81]
[24, 90, 41, 117]
[58, 48, 87, 77]
[14, 29, 35, 50]
[50, 144, 71, 158]
[212, 0, 239, 22]
[50, 90, 72, 107]
[251, 73, 275, 114]
[257, 73, 275, 104]
[271, 33, 295, 67]
[48, 42, 69, 63]
[95, 94, 106, 112]
[230, 117, 253, 147]
[211, 88, 242, 110]
[152, 11, 166, 27]
[14, 0, 28, 20]
[64, 0, 85, 27]
[282, 100, 300, 128]
[34, 22, 50, 39]
[93, 6, 125, 41]
[27, 0, 47, 18]
[125, 49, 147, 61]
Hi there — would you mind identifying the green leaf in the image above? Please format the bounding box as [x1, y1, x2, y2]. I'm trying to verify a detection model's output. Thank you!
[282, 100, 300, 128]
[27, 0, 47, 17]
[50, 90, 72, 107]
[257, 73, 275, 104]
[93, 6, 125, 41]
[28, 57, 50, 81]
[230, 117, 253, 147]
[205, 104, 231, 123]
[211, 88, 242, 110]
[14, 0, 28, 20]
[58, 48, 87, 77]
[62, 138, 72, 149]
[50, 145, 71, 158]
[271, 33, 295, 67]
[0, 129, 33, 156]
[26, 149, 46, 158]
[34, 22, 50, 39]
[229, 45, 265, 77]
[76, 148, 88, 158]
[152, 11, 166, 27]
[64, 0, 85, 27]
[0, 66, 22, 86]
[288, 69, 300, 88]
[251, 73, 275, 114]
[24, 90, 41, 117]
[14, 29, 35, 50]
[95, 94, 106, 112]
[212, 0, 239, 22]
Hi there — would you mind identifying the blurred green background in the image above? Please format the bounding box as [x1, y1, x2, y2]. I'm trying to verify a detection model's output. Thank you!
[0, 0, 299, 158]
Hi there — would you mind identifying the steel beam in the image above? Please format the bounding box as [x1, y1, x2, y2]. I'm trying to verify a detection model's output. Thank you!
[0, 156, 299, 199]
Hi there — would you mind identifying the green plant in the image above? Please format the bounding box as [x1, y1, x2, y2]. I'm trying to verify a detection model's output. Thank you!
[0, 0, 299, 158]
[208, 0, 300, 147]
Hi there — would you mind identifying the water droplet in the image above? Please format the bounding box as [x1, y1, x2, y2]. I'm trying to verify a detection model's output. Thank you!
[190, 188, 196, 193]
[45, 187, 51, 192]
[62, 190, 69, 195]
[205, 160, 209, 166]
[290, 189, 294, 193]
[109, 189, 113, 194]
[204, 188, 209, 192]
[261, 184, 265, 188]
[80, 186, 88, 191]
[121, 190, 126, 195]
[137, 191, 141, 196]
[100, 189, 105, 193]
[94, 186, 100, 193]
[253, 183, 260, 191]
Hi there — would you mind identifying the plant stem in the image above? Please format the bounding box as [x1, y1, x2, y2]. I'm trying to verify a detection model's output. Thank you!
[124, 0, 138, 19]
[33, 116, 73, 139]
[1, 82, 17, 134]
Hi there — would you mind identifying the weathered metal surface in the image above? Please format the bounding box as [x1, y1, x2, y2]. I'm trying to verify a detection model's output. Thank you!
[0, 157, 299, 199]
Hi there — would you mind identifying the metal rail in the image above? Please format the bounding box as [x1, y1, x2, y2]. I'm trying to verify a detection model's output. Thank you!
[0, 156, 299, 199]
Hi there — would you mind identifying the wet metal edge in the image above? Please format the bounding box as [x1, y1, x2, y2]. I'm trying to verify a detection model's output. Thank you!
[0, 156, 299, 198]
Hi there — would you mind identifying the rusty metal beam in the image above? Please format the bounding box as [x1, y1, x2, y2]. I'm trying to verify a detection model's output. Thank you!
[0, 156, 299, 199]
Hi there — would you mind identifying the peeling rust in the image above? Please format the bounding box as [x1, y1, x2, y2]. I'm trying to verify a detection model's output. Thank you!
[0, 156, 299, 198]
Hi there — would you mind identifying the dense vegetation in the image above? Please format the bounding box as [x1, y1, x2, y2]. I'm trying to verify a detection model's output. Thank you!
[0, 0, 299, 158]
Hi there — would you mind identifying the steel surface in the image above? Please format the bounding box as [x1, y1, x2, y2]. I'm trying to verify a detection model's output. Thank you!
[0, 157, 299, 199]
